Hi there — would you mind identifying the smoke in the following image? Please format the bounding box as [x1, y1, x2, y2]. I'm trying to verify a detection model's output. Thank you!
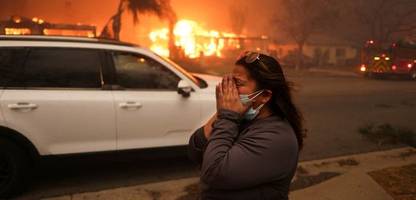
[0, 0, 279, 42]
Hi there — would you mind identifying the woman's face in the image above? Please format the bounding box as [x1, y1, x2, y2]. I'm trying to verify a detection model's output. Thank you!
[232, 64, 272, 107]
[232, 64, 257, 95]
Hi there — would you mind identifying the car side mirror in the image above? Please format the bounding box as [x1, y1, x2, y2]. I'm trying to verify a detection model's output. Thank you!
[177, 80, 192, 98]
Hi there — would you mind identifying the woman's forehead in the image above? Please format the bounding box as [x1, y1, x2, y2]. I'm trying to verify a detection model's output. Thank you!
[232, 65, 249, 80]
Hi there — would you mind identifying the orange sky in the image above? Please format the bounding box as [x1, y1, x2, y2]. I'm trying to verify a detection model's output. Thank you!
[0, 0, 278, 44]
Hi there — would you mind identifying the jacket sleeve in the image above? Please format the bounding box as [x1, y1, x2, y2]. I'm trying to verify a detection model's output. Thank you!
[200, 109, 298, 190]
[188, 126, 208, 165]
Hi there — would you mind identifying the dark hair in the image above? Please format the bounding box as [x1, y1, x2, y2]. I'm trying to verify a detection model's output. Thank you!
[236, 54, 306, 150]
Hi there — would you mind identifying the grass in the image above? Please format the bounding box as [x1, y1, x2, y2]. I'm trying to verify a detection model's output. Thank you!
[358, 123, 416, 147]
[368, 164, 416, 200]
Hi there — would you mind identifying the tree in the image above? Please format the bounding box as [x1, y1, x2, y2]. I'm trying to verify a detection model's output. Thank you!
[354, 0, 416, 45]
[272, 0, 337, 69]
[332, 0, 416, 47]
[100, 0, 176, 42]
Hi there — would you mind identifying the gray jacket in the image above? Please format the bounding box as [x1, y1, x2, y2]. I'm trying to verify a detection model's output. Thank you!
[188, 109, 299, 200]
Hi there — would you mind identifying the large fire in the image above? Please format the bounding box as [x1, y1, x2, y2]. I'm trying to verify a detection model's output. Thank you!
[2, 16, 96, 38]
[149, 19, 243, 58]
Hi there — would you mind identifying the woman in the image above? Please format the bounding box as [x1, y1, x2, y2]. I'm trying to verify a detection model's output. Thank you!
[188, 52, 305, 200]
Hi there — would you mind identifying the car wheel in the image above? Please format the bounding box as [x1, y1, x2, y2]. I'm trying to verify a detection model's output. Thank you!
[0, 139, 30, 198]
[368, 72, 378, 79]
[366, 72, 372, 78]
[410, 70, 416, 80]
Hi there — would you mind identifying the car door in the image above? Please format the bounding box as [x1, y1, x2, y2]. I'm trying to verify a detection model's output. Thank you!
[0, 47, 116, 155]
[0, 47, 27, 127]
[109, 51, 202, 150]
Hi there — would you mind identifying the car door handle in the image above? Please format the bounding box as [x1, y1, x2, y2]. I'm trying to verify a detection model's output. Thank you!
[119, 102, 142, 109]
[8, 102, 38, 111]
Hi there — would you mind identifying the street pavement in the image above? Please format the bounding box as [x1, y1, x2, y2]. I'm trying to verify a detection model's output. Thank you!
[293, 74, 416, 160]
[14, 72, 416, 199]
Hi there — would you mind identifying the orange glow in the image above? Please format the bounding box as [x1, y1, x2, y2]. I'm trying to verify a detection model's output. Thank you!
[43, 29, 95, 38]
[12, 16, 21, 23]
[360, 64, 366, 72]
[149, 19, 242, 58]
[32, 17, 44, 24]
[5, 28, 31, 35]
[392, 65, 397, 70]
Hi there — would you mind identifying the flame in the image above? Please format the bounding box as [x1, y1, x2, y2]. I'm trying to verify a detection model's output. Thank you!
[149, 19, 241, 58]
[43, 29, 95, 38]
[5, 28, 31, 35]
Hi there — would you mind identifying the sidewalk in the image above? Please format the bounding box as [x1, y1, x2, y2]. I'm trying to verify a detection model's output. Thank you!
[290, 147, 415, 200]
[44, 147, 416, 200]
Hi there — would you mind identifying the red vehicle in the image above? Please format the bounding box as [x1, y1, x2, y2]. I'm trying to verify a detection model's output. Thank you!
[360, 39, 416, 80]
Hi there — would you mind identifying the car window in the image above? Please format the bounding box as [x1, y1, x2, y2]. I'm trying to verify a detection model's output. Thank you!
[23, 48, 102, 88]
[112, 52, 180, 90]
[153, 53, 202, 88]
[0, 48, 27, 88]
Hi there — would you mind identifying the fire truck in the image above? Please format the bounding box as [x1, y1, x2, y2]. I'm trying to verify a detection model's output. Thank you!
[360, 39, 416, 80]
[0, 16, 96, 38]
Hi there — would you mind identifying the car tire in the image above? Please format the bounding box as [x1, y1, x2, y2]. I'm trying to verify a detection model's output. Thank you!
[368, 72, 376, 79]
[0, 139, 30, 198]
[370, 73, 384, 80]
[410, 69, 416, 81]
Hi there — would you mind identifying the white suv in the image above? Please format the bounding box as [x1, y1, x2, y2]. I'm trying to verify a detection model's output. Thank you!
[0, 35, 219, 197]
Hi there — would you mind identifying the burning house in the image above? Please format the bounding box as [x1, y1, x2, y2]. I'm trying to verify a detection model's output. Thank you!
[148, 19, 270, 60]
[0, 15, 96, 37]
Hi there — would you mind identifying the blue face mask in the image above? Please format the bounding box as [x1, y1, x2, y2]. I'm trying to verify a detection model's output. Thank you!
[239, 90, 265, 120]
[244, 104, 265, 120]
[239, 90, 264, 105]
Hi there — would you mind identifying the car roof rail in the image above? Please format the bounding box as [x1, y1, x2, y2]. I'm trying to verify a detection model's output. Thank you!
[0, 35, 140, 47]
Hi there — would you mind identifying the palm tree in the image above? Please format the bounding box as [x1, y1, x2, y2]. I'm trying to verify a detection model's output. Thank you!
[100, 0, 176, 42]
